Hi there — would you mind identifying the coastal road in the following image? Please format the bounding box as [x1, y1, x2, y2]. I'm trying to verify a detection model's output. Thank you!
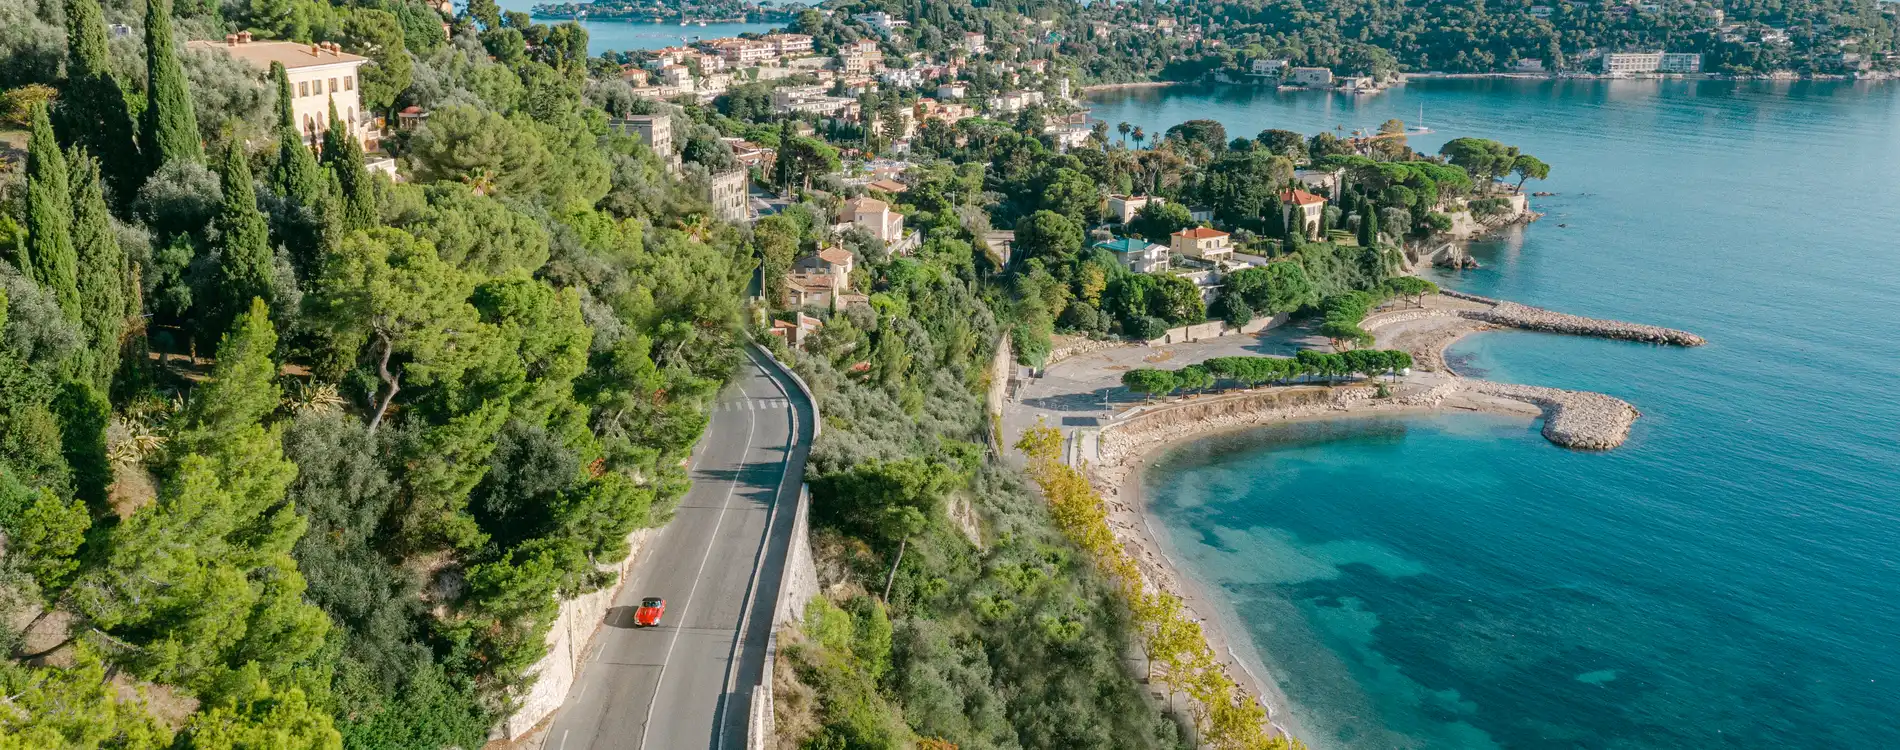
[544, 346, 814, 750]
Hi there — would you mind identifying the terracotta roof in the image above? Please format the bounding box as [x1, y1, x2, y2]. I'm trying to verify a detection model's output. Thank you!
[1173, 226, 1229, 239]
[1281, 188, 1327, 205]
[866, 179, 907, 193]
[842, 196, 889, 212]
[185, 39, 366, 70]
[818, 247, 855, 265]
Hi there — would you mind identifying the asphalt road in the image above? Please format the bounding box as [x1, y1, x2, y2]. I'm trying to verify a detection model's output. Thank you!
[545, 346, 814, 750]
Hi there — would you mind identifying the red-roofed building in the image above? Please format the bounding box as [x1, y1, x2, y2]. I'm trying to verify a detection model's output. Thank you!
[1281, 189, 1328, 239]
[769, 312, 823, 350]
[1170, 226, 1232, 262]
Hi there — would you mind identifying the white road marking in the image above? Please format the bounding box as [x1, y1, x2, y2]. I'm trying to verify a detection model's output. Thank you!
[638, 391, 758, 749]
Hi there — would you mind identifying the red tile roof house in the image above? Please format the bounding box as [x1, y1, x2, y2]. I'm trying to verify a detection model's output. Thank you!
[1169, 226, 1233, 263]
[1280, 188, 1328, 239]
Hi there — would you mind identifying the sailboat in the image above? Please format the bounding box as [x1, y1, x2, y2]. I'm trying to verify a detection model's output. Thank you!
[1408, 104, 1434, 134]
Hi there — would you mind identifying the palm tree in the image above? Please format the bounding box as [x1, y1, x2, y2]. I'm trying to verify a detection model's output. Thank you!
[1117, 120, 1131, 147]
[1131, 126, 1145, 150]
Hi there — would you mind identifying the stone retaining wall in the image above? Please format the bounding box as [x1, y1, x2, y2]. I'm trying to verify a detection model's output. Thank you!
[1046, 335, 1125, 367]
[499, 527, 660, 739]
[1098, 386, 1346, 465]
[1361, 308, 1455, 330]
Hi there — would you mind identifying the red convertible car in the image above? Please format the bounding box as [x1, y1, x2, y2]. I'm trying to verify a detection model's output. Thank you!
[634, 597, 666, 627]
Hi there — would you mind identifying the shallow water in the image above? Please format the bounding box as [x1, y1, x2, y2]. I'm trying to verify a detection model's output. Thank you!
[1108, 80, 1900, 749]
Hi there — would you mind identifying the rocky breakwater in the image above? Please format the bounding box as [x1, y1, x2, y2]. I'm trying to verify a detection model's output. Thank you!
[1463, 380, 1640, 450]
[1461, 300, 1706, 347]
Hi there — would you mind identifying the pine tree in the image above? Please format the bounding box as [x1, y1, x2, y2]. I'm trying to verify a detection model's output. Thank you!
[321, 102, 376, 231]
[214, 143, 276, 333]
[59, 0, 141, 209]
[140, 0, 203, 172]
[25, 103, 81, 323]
[267, 62, 322, 206]
[1358, 207, 1380, 248]
[69, 148, 130, 389]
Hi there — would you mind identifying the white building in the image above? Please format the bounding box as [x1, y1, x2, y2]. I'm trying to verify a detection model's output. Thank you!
[987, 89, 1044, 114]
[853, 12, 908, 36]
[1287, 67, 1334, 87]
[1045, 123, 1093, 152]
[1515, 58, 1546, 72]
[765, 33, 813, 57]
[1251, 58, 1288, 76]
[1601, 51, 1702, 74]
[961, 32, 988, 55]
[839, 196, 905, 244]
[1094, 237, 1169, 274]
[609, 114, 679, 175]
[936, 83, 968, 99]
[710, 169, 751, 223]
[188, 35, 374, 150]
[840, 39, 882, 75]
[880, 67, 925, 88]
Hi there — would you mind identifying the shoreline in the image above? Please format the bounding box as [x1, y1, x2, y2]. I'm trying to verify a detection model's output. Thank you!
[1088, 390, 1543, 748]
[1058, 289, 1702, 746]
[1081, 80, 1179, 92]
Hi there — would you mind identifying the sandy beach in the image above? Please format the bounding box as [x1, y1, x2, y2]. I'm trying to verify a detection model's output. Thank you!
[1002, 283, 1702, 746]
[1086, 393, 1539, 745]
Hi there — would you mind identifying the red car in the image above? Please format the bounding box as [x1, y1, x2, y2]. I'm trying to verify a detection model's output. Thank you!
[634, 597, 666, 627]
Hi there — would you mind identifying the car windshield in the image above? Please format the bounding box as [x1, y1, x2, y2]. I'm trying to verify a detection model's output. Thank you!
[641, 598, 662, 607]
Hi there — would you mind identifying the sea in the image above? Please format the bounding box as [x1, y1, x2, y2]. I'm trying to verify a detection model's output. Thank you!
[1091, 80, 1900, 750]
[492, 0, 800, 55]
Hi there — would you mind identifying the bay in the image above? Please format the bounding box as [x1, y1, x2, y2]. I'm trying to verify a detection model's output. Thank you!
[492, 0, 798, 55]
[1104, 80, 1900, 749]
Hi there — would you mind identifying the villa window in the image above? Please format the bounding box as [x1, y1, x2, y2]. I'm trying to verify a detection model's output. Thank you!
[298, 81, 309, 97]
[329, 78, 339, 93]
[344, 76, 353, 91]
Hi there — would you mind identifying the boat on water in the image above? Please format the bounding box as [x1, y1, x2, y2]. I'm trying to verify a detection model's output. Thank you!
[1407, 104, 1434, 133]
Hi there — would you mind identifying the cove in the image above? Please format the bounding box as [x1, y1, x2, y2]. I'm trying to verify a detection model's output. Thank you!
[1118, 79, 1900, 749]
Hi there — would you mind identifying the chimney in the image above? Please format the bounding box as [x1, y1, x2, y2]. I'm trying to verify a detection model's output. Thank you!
[225, 34, 237, 46]
[327, 42, 341, 56]
[237, 31, 252, 43]
[310, 43, 320, 56]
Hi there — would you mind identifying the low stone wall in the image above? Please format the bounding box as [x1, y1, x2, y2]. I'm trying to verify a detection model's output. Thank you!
[1461, 301, 1706, 346]
[1046, 335, 1125, 367]
[1361, 308, 1455, 330]
[1144, 313, 1289, 346]
[1098, 386, 1346, 465]
[500, 527, 660, 739]
[751, 345, 821, 750]
[1464, 380, 1639, 450]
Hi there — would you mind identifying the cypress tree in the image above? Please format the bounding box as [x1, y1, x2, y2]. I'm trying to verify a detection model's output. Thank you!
[214, 143, 276, 333]
[268, 62, 322, 205]
[1358, 207, 1380, 248]
[60, 0, 142, 209]
[140, 0, 203, 172]
[321, 102, 375, 231]
[70, 148, 130, 389]
[25, 103, 81, 323]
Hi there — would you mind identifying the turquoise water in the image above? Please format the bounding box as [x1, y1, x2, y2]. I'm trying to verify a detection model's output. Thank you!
[1104, 80, 1900, 749]
[493, 0, 791, 54]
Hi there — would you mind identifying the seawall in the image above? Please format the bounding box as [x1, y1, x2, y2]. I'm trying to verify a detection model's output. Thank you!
[1438, 289, 1706, 346]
